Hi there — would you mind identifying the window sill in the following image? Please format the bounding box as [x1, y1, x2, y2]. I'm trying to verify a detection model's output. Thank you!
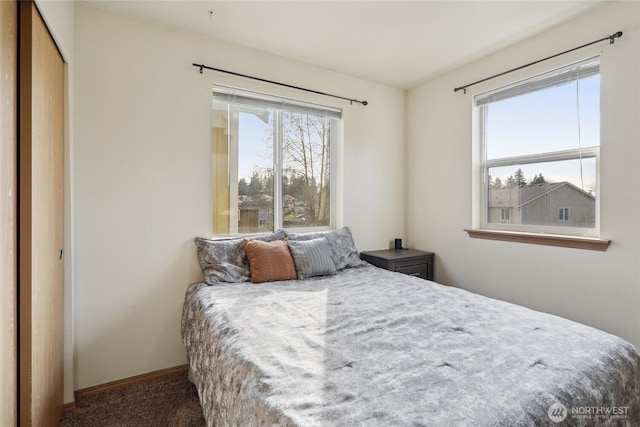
[464, 229, 610, 251]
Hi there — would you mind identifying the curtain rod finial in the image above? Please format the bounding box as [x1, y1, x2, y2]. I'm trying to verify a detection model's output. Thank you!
[610, 31, 623, 44]
[362, 100, 368, 106]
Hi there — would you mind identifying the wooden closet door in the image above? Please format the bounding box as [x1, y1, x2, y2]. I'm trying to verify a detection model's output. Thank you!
[19, 2, 65, 426]
[1, 0, 18, 425]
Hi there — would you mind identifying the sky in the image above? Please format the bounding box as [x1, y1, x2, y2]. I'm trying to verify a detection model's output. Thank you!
[485, 74, 599, 190]
[238, 111, 273, 181]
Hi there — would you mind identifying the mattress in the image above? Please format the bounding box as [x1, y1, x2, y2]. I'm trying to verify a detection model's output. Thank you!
[181, 265, 640, 426]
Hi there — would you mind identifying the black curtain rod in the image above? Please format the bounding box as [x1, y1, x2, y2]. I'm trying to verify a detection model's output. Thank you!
[193, 63, 368, 106]
[454, 30, 623, 94]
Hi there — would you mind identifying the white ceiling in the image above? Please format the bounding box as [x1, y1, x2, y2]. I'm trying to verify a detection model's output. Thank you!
[82, 0, 610, 89]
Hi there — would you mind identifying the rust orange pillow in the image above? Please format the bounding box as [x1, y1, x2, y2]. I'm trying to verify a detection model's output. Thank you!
[242, 239, 298, 283]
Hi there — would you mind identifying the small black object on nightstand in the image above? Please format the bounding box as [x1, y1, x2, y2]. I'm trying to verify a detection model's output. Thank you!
[360, 249, 434, 280]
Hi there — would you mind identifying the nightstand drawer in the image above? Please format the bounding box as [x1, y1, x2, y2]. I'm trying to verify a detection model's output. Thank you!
[394, 264, 428, 279]
[360, 249, 434, 281]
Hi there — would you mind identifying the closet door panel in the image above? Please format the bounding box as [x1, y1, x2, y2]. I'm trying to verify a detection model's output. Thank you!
[0, 0, 18, 425]
[19, 2, 65, 426]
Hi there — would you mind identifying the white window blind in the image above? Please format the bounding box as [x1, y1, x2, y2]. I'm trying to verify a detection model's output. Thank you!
[213, 85, 342, 119]
[475, 58, 599, 107]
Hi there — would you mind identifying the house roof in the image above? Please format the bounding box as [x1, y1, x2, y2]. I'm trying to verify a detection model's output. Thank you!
[488, 182, 595, 208]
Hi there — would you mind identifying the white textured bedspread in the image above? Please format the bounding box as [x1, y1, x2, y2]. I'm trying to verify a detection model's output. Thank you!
[182, 266, 640, 426]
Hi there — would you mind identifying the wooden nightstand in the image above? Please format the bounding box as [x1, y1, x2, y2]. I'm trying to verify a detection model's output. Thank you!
[360, 249, 434, 280]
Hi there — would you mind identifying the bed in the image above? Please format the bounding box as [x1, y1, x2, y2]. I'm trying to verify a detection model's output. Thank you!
[182, 228, 640, 426]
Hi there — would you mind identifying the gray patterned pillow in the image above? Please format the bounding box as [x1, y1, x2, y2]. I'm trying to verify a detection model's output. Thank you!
[287, 238, 337, 279]
[194, 230, 285, 284]
[285, 227, 366, 270]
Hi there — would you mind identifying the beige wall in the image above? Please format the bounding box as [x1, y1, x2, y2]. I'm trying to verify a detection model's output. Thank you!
[407, 1, 640, 349]
[73, 4, 406, 388]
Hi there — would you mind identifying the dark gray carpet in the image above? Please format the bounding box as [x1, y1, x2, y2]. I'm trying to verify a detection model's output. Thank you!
[59, 369, 206, 427]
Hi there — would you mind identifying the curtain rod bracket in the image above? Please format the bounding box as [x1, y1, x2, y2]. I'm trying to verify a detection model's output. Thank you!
[454, 30, 623, 94]
[193, 63, 367, 106]
[609, 31, 623, 44]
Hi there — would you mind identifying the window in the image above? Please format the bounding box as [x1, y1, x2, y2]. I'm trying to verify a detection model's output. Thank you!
[477, 57, 599, 237]
[212, 86, 340, 235]
[559, 208, 569, 221]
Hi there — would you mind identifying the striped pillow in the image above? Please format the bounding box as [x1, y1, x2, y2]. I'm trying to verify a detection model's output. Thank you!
[288, 238, 337, 279]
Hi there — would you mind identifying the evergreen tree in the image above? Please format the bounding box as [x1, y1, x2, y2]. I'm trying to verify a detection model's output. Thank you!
[532, 173, 546, 185]
[514, 168, 526, 187]
[238, 178, 249, 196]
[247, 172, 263, 196]
[262, 170, 273, 194]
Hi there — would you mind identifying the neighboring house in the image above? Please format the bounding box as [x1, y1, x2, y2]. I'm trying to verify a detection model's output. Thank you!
[239, 195, 274, 233]
[488, 182, 595, 228]
[238, 193, 315, 232]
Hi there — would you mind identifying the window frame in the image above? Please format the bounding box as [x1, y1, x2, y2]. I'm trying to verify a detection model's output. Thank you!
[476, 57, 601, 239]
[212, 86, 340, 236]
